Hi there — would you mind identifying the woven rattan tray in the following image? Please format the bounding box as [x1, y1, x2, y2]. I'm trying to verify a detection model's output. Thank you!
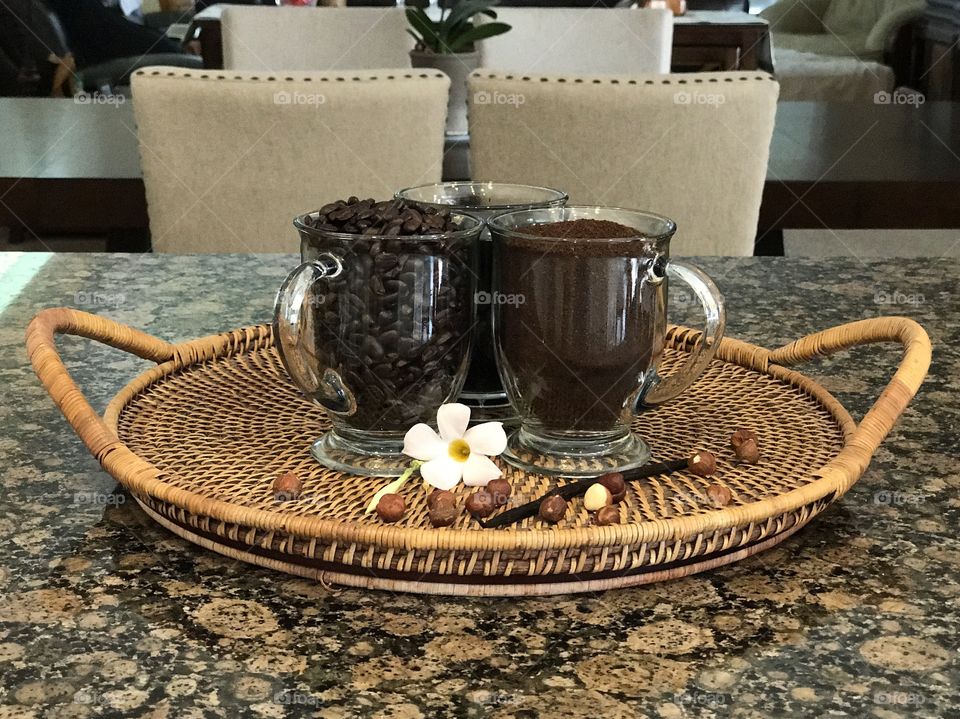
[28, 309, 930, 596]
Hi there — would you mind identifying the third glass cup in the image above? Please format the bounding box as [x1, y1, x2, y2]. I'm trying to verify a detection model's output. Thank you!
[396, 182, 568, 425]
[487, 206, 726, 476]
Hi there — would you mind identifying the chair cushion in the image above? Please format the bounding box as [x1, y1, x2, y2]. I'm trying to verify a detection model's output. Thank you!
[822, 0, 883, 38]
[772, 31, 881, 61]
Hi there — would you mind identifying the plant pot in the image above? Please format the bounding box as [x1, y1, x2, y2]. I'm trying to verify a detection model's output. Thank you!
[410, 50, 479, 136]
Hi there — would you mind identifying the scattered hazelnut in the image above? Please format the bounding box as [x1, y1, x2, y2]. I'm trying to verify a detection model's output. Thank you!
[595, 505, 621, 526]
[538, 495, 568, 524]
[597, 472, 626, 503]
[688, 451, 717, 477]
[706, 483, 733, 507]
[272, 471, 302, 501]
[730, 428, 759, 450]
[735, 438, 761, 464]
[465, 490, 495, 518]
[428, 491, 458, 527]
[486, 478, 513, 508]
[376, 493, 405, 523]
[583, 483, 613, 512]
[426, 488, 446, 510]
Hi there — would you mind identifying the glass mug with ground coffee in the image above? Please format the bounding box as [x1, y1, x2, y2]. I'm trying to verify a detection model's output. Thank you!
[488, 207, 725, 476]
[395, 183, 568, 425]
[274, 197, 482, 476]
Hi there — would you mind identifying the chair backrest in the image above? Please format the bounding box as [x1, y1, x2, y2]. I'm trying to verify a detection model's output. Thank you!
[132, 68, 448, 253]
[220, 6, 411, 72]
[468, 71, 779, 256]
[479, 8, 672, 75]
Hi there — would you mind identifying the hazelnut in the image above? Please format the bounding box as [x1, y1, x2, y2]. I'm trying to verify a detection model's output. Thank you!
[595, 505, 620, 526]
[688, 451, 717, 477]
[538, 495, 567, 524]
[597, 472, 626, 503]
[706, 483, 733, 507]
[428, 491, 458, 527]
[730, 428, 759, 450]
[465, 490, 495, 518]
[735, 438, 760, 464]
[272, 471, 302, 501]
[426, 488, 446, 510]
[486, 478, 512, 508]
[376, 493, 405, 523]
[583, 483, 612, 512]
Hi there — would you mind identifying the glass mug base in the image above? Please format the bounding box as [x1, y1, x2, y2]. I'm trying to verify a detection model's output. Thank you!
[310, 429, 409, 477]
[502, 428, 651, 477]
[457, 390, 519, 426]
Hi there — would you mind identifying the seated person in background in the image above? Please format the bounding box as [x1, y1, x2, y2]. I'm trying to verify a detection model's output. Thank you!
[44, 0, 181, 69]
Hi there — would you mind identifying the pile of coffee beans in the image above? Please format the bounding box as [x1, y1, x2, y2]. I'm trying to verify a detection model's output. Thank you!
[302, 197, 459, 236]
[299, 196, 475, 431]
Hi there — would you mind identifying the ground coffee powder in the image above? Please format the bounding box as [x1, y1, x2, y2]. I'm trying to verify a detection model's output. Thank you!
[495, 218, 662, 433]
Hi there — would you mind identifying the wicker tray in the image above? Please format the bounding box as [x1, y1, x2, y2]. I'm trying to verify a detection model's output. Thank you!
[27, 309, 930, 596]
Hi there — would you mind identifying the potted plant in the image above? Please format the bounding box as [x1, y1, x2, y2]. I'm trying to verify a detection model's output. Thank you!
[407, 0, 511, 135]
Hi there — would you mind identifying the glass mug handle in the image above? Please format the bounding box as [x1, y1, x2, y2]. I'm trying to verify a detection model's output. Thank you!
[272, 253, 356, 414]
[639, 259, 726, 407]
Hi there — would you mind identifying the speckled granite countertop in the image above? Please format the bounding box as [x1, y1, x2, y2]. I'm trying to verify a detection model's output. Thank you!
[0, 253, 957, 719]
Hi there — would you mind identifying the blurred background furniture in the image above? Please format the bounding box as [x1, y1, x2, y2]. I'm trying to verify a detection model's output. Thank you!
[479, 8, 673, 74]
[5, 95, 960, 254]
[759, 101, 960, 254]
[672, 9, 773, 71]
[0, 97, 148, 250]
[772, 48, 893, 102]
[220, 6, 411, 71]
[131, 68, 449, 252]
[469, 71, 779, 255]
[760, 0, 926, 64]
[920, 0, 960, 100]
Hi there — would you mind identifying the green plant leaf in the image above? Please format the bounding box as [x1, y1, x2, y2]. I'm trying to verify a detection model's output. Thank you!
[442, 0, 496, 32]
[447, 21, 512, 52]
[406, 7, 442, 53]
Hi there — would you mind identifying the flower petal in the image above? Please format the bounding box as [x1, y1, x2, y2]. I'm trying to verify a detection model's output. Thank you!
[402, 423, 445, 461]
[420, 456, 464, 490]
[462, 453, 502, 487]
[463, 422, 507, 456]
[437, 403, 470, 441]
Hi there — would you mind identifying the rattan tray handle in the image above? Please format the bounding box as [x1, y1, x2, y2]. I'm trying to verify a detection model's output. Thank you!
[26, 308, 175, 459]
[769, 316, 931, 493]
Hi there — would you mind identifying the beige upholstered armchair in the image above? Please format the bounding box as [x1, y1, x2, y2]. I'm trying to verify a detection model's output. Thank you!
[468, 71, 779, 256]
[479, 8, 673, 75]
[760, 0, 927, 62]
[132, 68, 448, 253]
[220, 6, 412, 72]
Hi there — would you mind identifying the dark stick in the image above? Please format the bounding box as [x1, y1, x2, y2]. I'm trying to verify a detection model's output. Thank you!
[479, 458, 689, 529]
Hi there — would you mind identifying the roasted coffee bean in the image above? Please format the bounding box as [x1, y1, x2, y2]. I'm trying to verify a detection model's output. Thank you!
[299, 196, 472, 431]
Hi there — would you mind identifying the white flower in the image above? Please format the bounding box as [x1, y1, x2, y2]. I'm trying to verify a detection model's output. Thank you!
[402, 403, 507, 490]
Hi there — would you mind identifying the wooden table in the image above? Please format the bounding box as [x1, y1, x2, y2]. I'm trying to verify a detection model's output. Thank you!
[4, 99, 959, 253]
[757, 101, 960, 254]
[0, 98, 149, 251]
[672, 10, 773, 72]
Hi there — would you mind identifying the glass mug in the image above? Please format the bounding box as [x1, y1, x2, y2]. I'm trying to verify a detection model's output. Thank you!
[395, 182, 568, 425]
[274, 211, 483, 476]
[487, 206, 725, 476]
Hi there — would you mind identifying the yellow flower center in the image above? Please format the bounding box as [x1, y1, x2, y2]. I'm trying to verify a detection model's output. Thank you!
[448, 439, 471, 463]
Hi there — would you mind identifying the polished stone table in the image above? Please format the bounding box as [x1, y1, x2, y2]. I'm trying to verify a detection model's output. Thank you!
[0, 253, 956, 717]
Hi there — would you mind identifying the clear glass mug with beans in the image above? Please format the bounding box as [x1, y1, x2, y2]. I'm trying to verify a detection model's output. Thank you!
[487, 206, 726, 477]
[274, 200, 483, 476]
[395, 182, 568, 426]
